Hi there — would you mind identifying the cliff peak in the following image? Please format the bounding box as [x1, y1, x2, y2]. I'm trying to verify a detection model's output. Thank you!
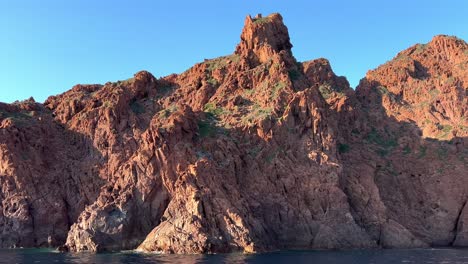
[429, 34, 467, 46]
[235, 13, 292, 64]
[428, 35, 467, 58]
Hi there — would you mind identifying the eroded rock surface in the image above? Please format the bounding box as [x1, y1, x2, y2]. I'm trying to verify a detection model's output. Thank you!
[0, 13, 466, 253]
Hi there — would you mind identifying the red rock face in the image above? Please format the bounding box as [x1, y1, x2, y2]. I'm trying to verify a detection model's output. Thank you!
[235, 13, 293, 65]
[345, 35, 468, 248]
[0, 13, 466, 253]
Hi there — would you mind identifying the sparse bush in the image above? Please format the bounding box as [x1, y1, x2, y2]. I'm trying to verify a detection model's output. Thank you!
[265, 148, 284, 164]
[437, 124, 453, 139]
[103, 101, 112, 108]
[196, 149, 212, 160]
[205, 55, 240, 72]
[418, 146, 427, 158]
[253, 17, 271, 24]
[288, 69, 300, 81]
[437, 146, 449, 160]
[338, 143, 350, 154]
[366, 128, 398, 157]
[203, 103, 224, 117]
[241, 104, 273, 125]
[403, 145, 411, 155]
[248, 146, 261, 157]
[206, 76, 218, 86]
[428, 89, 440, 99]
[351, 128, 360, 135]
[130, 100, 145, 114]
[318, 84, 345, 100]
[384, 161, 399, 176]
[446, 77, 456, 85]
[413, 44, 427, 55]
[377, 86, 390, 95]
[376, 148, 389, 157]
[197, 120, 217, 138]
[158, 85, 175, 96]
[270, 81, 286, 100]
[158, 104, 177, 119]
[319, 84, 332, 99]
[366, 128, 397, 148]
[243, 88, 255, 96]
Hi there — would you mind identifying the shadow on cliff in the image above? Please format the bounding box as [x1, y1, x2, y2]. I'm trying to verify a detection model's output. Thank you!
[57, 64, 467, 252]
[0, 101, 106, 248]
[181, 73, 468, 251]
[336, 78, 467, 247]
[20, 65, 466, 252]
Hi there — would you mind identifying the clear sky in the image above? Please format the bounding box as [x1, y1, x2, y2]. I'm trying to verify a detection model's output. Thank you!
[1, 0, 467, 103]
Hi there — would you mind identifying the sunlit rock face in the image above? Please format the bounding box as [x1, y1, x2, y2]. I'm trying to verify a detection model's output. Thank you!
[0, 14, 467, 253]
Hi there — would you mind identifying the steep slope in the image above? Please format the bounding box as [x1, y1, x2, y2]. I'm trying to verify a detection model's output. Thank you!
[0, 13, 466, 253]
[357, 35, 467, 140]
[0, 98, 103, 248]
[340, 35, 468, 247]
[57, 13, 374, 253]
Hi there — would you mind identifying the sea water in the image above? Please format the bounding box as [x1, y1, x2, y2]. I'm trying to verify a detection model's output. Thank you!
[1, 248, 468, 264]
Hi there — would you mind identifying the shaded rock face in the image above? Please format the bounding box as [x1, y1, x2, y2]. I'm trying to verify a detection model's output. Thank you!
[0, 14, 467, 253]
[0, 101, 104, 248]
[342, 35, 467, 248]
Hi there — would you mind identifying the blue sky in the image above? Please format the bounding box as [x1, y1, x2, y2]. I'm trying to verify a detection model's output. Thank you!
[1, 0, 467, 103]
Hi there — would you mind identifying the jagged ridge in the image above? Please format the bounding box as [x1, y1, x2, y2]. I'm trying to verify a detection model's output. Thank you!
[0, 13, 467, 253]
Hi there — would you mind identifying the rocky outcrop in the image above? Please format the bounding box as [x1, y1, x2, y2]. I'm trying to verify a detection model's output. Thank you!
[0, 100, 104, 248]
[235, 13, 293, 65]
[343, 34, 467, 248]
[357, 35, 467, 140]
[0, 13, 466, 253]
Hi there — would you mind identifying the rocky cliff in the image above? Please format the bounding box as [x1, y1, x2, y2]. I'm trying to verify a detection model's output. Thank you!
[0, 13, 466, 253]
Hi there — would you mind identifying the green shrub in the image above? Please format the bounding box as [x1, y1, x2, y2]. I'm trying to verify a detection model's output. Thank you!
[429, 89, 440, 99]
[319, 84, 332, 99]
[366, 128, 397, 148]
[158, 104, 177, 119]
[248, 146, 261, 157]
[196, 149, 211, 159]
[437, 146, 449, 160]
[265, 148, 284, 164]
[377, 86, 390, 95]
[413, 44, 427, 55]
[241, 104, 273, 125]
[158, 85, 175, 96]
[384, 162, 399, 176]
[197, 120, 216, 138]
[403, 145, 411, 155]
[243, 89, 255, 96]
[338, 143, 350, 154]
[103, 101, 112, 108]
[418, 146, 427, 158]
[0, 110, 33, 123]
[206, 76, 218, 86]
[130, 100, 145, 114]
[253, 17, 271, 24]
[366, 128, 398, 157]
[288, 69, 300, 81]
[437, 124, 453, 139]
[205, 54, 240, 71]
[376, 148, 389, 157]
[270, 81, 286, 100]
[446, 77, 456, 85]
[203, 103, 224, 117]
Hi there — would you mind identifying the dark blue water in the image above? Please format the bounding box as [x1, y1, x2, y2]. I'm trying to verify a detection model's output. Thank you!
[1, 248, 468, 264]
